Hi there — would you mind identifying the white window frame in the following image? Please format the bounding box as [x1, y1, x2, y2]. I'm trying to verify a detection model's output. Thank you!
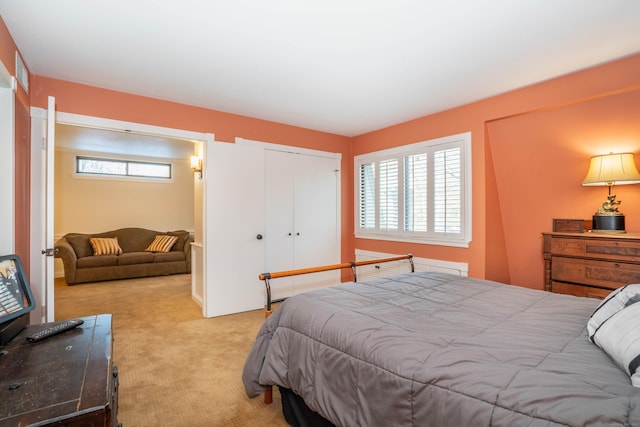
[75, 155, 173, 181]
[354, 132, 472, 248]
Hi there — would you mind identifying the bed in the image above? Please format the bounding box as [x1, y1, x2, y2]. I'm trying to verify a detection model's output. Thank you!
[242, 271, 640, 426]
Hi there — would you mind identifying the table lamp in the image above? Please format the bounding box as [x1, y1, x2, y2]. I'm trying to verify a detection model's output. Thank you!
[582, 152, 640, 233]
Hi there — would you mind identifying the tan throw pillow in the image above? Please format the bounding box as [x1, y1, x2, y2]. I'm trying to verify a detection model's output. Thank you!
[145, 235, 179, 253]
[90, 237, 123, 256]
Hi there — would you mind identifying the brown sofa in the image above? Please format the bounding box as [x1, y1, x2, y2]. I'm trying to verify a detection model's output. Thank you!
[55, 227, 193, 284]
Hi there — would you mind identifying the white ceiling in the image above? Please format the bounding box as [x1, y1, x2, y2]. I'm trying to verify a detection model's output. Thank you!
[1, 1, 640, 137]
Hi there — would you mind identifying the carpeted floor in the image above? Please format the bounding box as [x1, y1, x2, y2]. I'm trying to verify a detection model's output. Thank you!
[54, 274, 289, 427]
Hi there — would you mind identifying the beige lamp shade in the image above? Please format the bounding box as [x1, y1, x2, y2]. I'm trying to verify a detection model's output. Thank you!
[582, 153, 640, 187]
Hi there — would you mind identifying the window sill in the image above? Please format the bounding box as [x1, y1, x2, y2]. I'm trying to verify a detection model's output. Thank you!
[354, 232, 470, 248]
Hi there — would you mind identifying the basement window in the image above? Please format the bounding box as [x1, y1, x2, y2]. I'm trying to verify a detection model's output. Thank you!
[355, 132, 472, 248]
[76, 156, 172, 179]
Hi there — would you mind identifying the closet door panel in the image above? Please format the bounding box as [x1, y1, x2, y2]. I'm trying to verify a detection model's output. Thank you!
[264, 149, 340, 300]
[265, 150, 295, 300]
[292, 154, 340, 294]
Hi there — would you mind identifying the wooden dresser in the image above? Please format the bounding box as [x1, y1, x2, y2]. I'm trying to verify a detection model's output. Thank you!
[0, 314, 119, 426]
[542, 232, 640, 299]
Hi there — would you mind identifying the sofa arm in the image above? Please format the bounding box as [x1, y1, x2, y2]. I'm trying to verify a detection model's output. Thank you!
[183, 234, 194, 273]
[54, 237, 78, 284]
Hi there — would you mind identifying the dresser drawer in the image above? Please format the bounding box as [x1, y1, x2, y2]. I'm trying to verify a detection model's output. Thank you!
[552, 256, 640, 289]
[550, 238, 585, 256]
[550, 236, 640, 261]
[584, 239, 640, 262]
[585, 259, 640, 287]
[551, 256, 585, 283]
[551, 281, 611, 299]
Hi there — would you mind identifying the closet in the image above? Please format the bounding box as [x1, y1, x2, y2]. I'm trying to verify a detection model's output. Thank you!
[201, 141, 340, 317]
[265, 149, 340, 301]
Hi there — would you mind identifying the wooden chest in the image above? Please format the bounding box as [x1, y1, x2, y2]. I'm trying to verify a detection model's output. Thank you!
[0, 315, 119, 426]
[552, 218, 590, 233]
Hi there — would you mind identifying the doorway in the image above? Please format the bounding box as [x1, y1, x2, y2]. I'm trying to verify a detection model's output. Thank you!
[30, 108, 213, 322]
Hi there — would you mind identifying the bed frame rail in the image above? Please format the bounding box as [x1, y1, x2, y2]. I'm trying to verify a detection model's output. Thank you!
[259, 254, 413, 315]
[258, 254, 413, 404]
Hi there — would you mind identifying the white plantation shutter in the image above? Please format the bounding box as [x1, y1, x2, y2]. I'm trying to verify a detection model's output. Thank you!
[379, 159, 398, 230]
[433, 147, 461, 234]
[355, 132, 471, 247]
[404, 153, 428, 232]
[359, 163, 376, 229]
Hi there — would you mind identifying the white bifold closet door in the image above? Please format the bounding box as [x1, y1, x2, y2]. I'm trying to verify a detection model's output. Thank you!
[264, 149, 340, 301]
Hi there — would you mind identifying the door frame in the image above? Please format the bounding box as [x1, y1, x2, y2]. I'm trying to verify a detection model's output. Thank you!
[0, 59, 16, 255]
[29, 107, 213, 322]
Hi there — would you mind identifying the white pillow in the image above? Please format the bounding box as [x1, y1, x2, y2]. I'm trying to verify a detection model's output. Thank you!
[591, 302, 640, 387]
[587, 284, 640, 339]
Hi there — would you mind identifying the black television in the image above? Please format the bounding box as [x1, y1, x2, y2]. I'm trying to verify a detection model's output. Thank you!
[0, 254, 36, 345]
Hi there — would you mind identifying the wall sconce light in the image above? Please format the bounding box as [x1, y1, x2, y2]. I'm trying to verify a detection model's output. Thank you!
[190, 155, 203, 179]
[582, 152, 640, 233]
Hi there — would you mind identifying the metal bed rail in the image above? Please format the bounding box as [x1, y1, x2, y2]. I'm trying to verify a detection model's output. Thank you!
[257, 254, 413, 404]
[259, 254, 414, 315]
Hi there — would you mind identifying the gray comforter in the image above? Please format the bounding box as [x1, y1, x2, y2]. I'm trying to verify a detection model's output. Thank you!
[242, 272, 640, 426]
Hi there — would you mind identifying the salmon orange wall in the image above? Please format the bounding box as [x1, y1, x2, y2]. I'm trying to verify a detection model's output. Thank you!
[29, 76, 355, 266]
[6, 7, 640, 288]
[487, 88, 640, 289]
[0, 17, 28, 109]
[352, 54, 640, 288]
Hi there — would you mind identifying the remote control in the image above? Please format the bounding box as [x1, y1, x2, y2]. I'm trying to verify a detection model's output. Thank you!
[26, 319, 84, 343]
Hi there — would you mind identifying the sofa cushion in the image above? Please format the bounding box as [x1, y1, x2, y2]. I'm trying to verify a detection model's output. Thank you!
[90, 237, 123, 256]
[118, 252, 154, 265]
[77, 255, 118, 268]
[167, 230, 190, 252]
[66, 234, 93, 258]
[104, 228, 157, 253]
[153, 251, 186, 263]
[145, 235, 179, 253]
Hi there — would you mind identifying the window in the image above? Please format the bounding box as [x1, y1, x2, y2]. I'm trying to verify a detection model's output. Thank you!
[355, 132, 471, 247]
[76, 156, 172, 179]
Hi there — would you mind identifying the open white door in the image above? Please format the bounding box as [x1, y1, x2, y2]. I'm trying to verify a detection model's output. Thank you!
[0, 61, 15, 255]
[28, 97, 55, 323]
[203, 142, 265, 317]
[43, 96, 56, 321]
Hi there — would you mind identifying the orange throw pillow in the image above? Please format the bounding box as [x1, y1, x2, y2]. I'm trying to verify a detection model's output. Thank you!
[145, 235, 178, 253]
[90, 237, 123, 256]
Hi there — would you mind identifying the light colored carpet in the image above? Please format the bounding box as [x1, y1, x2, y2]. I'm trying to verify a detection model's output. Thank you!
[54, 274, 288, 427]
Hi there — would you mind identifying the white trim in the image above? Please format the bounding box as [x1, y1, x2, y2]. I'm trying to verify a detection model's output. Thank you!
[355, 132, 468, 161]
[354, 233, 471, 248]
[235, 137, 342, 160]
[30, 108, 213, 143]
[74, 155, 175, 182]
[190, 242, 204, 307]
[0, 58, 16, 90]
[0, 58, 15, 254]
[354, 132, 472, 248]
[29, 107, 214, 319]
